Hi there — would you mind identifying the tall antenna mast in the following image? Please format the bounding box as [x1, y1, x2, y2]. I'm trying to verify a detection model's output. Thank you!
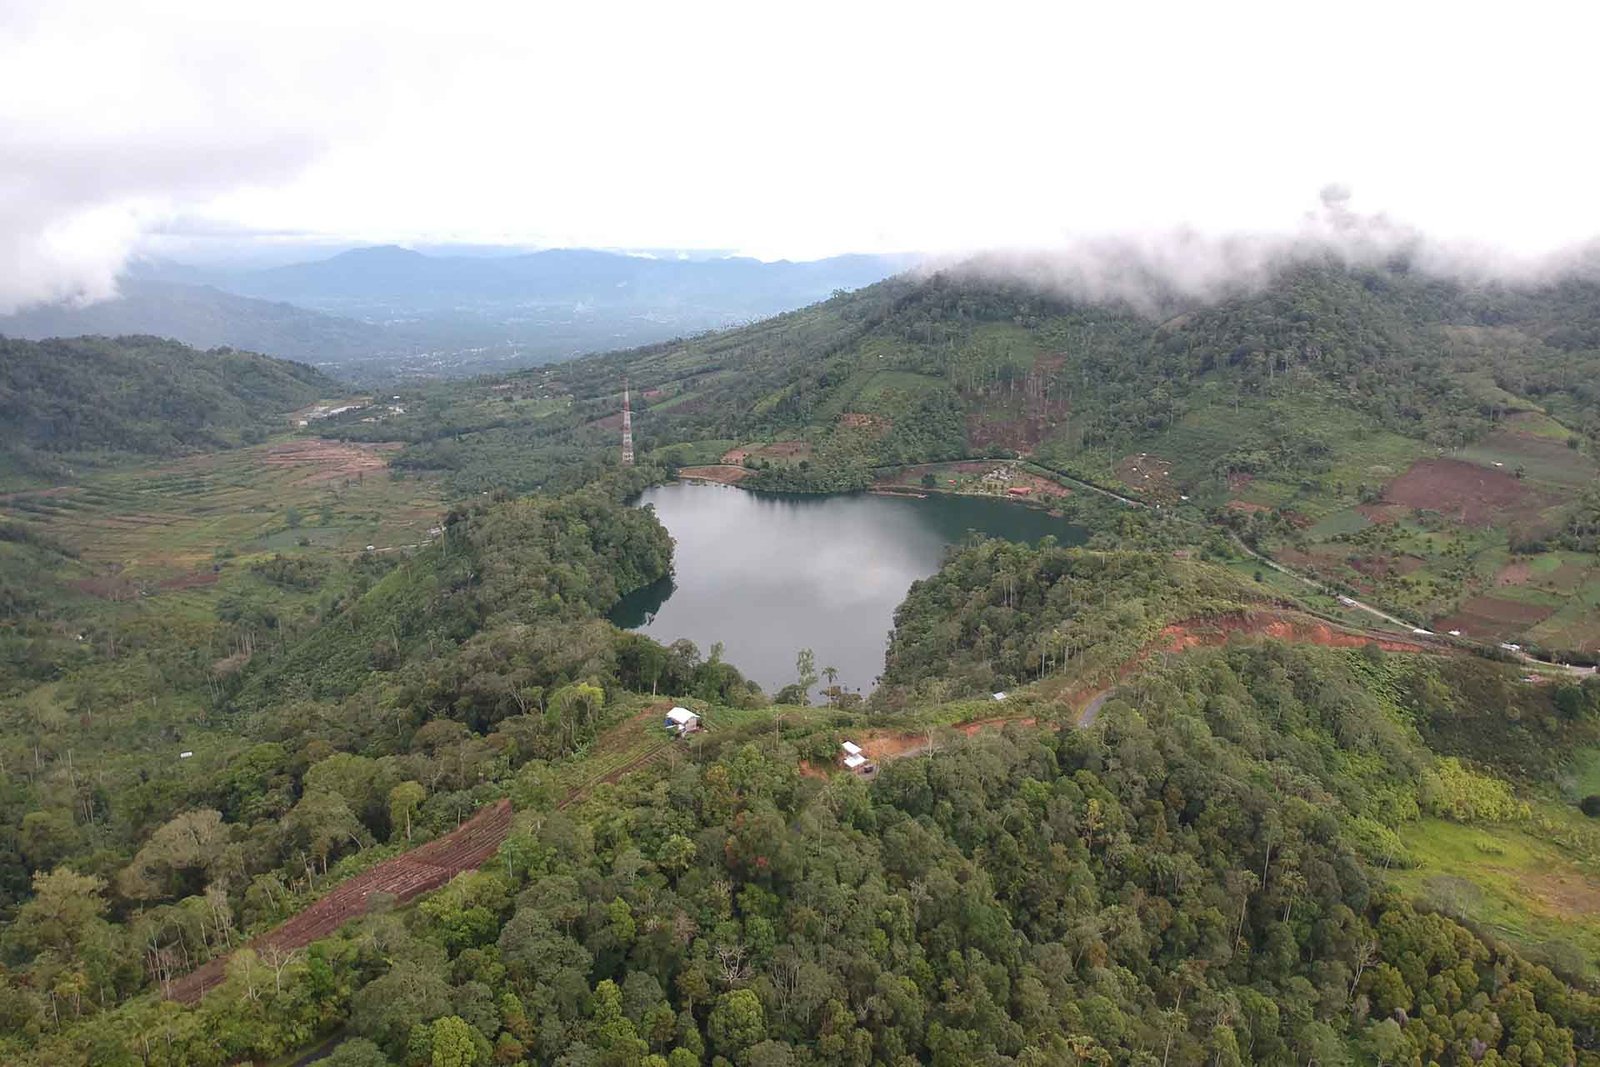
[620, 378, 634, 466]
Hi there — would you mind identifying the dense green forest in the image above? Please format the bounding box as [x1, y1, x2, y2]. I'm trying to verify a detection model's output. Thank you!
[0, 335, 337, 484]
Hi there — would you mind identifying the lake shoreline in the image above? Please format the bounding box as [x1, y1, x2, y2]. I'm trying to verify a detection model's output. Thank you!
[612, 482, 1091, 694]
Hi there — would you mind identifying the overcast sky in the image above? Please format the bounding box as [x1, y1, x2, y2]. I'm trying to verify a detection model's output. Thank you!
[3, 0, 1599, 311]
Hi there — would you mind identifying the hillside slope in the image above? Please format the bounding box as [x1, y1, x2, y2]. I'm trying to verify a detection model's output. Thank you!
[529, 261, 1600, 651]
[0, 334, 340, 484]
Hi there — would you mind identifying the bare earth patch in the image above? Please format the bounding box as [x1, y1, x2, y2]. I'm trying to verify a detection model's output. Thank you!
[1383, 458, 1541, 527]
[1155, 612, 1430, 655]
[676, 465, 753, 485]
[1435, 595, 1555, 641]
[1523, 866, 1600, 920]
[262, 439, 398, 484]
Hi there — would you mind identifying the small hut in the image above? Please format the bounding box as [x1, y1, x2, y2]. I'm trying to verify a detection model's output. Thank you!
[839, 740, 877, 777]
[664, 707, 701, 736]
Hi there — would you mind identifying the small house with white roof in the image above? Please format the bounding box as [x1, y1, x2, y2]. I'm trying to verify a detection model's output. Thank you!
[664, 707, 701, 736]
[839, 740, 877, 777]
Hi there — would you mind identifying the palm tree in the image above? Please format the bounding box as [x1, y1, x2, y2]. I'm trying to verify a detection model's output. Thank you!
[822, 665, 839, 687]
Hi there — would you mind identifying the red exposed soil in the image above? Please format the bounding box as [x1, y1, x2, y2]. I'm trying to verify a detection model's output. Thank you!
[817, 609, 1454, 786]
[166, 799, 513, 1004]
[262, 440, 398, 484]
[1227, 472, 1254, 492]
[677, 465, 753, 485]
[1434, 596, 1555, 641]
[1524, 867, 1600, 919]
[1382, 458, 1541, 527]
[1226, 500, 1271, 514]
[861, 610, 1436, 763]
[966, 415, 1043, 455]
[721, 448, 751, 464]
[1154, 612, 1429, 655]
[954, 715, 1037, 736]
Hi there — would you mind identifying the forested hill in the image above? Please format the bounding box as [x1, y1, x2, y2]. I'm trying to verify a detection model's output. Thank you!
[0, 334, 339, 481]
[544, 260, 1600, 478]
[345, 257, 1600, 653]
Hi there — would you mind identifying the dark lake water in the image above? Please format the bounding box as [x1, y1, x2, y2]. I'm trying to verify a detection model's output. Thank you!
[610, 482, 1088, 695]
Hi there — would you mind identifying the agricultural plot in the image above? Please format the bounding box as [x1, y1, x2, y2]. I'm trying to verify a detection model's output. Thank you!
[0, 438, 445, 585]
[1232, 401, 1600, 651]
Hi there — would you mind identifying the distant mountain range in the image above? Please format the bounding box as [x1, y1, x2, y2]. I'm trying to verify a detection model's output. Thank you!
[0, 280, 395, 366]
[198, 245, 914, 313]
[0, 247, 913, 382]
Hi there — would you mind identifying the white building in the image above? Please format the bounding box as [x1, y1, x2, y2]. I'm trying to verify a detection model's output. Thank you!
[664, 707, 701, 736]
[839, 740, 877, 776]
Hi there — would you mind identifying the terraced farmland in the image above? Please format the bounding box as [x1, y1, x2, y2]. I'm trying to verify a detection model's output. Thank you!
[0, 438, 444, 584]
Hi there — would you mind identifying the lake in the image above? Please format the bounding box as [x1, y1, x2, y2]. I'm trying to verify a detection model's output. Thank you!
[610, 481, 1087, 694]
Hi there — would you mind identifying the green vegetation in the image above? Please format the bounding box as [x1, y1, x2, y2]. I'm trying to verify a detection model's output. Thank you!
[880, 539, 1268, 700]
[6, 275, 1600, 1064]
[304, 259, 1600, 653]
[0, 335, 337, 487]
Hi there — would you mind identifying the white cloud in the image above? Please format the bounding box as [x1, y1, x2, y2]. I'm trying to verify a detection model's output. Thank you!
[4, 0, 1600, 311]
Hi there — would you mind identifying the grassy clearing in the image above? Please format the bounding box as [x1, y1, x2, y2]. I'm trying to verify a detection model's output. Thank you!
[1390, 817, 1600, 981]
[811, 368, 944, 421]
[1305, 508, 1371, 538]
[1560, 748, 1600, 803]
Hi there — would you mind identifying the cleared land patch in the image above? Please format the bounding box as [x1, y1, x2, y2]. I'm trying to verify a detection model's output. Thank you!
[676, 464, 753, 485]
[1435, 595, 1556, 641]
[1391, 818, 1600, 981]
[167, 798, 513, 1003]
[1382, 458, 1541, 527]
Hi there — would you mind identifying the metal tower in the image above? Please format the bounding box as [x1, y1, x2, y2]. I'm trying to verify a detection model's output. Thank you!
[620, 378, 634, 466]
